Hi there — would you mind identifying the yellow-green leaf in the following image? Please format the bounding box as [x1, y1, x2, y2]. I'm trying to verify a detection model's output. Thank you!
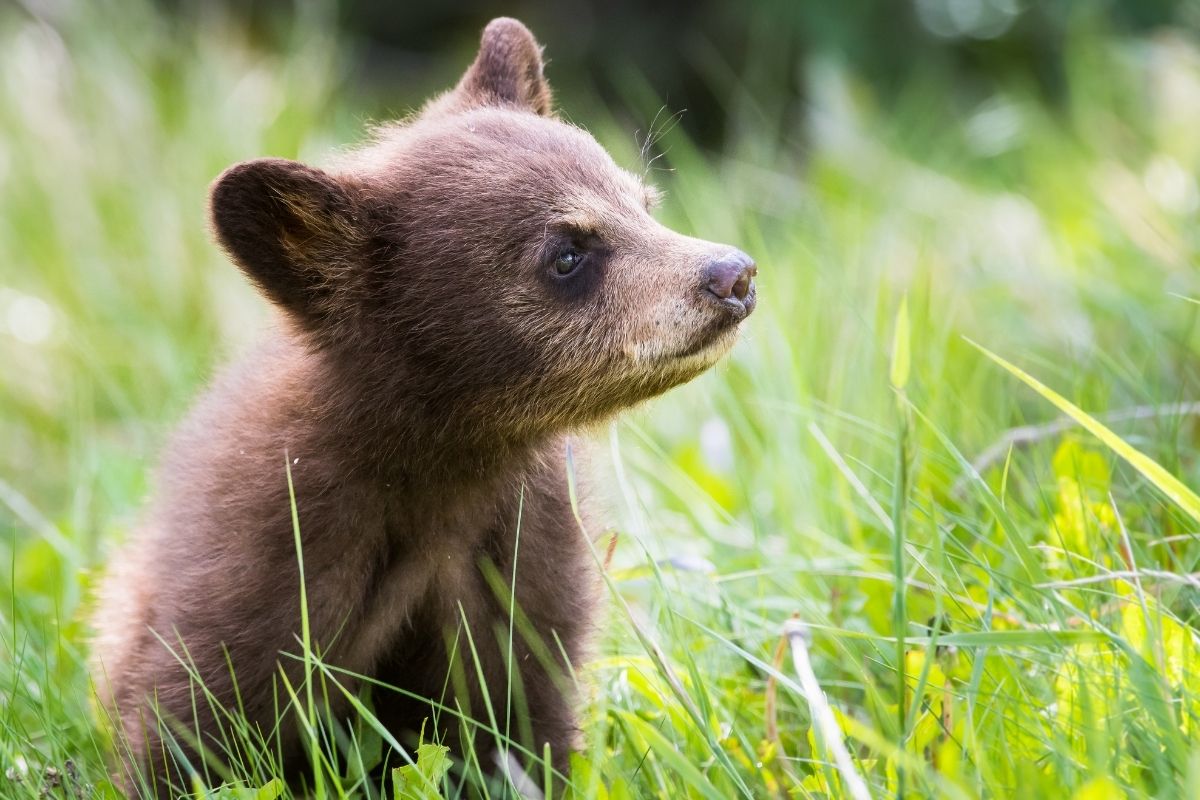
[393, 742, 451, 800]
[1072, 776, 1126, 800]
[972, 341, 1200, 524]
[255, 780, 284, 800]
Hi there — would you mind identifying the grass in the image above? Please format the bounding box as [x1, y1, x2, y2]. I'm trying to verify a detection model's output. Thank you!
[4, 1, 1200, 798]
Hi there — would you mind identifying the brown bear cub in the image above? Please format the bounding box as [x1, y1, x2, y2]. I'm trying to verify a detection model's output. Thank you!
[91, 17, 756, 797]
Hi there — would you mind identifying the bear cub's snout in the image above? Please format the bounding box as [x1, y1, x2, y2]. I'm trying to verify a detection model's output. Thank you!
[702, 248, 758, 316]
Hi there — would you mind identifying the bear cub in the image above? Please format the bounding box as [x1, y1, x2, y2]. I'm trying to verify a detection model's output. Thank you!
[91, 17, 756, 796]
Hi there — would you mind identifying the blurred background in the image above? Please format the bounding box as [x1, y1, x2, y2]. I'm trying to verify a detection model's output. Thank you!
[4, 0, 1198, 531]
[4, 0, 1200, 797]
[167, 0, 1200, 146]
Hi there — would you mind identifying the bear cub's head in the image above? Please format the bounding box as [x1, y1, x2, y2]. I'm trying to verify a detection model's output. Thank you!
[210, 18, 756, 442]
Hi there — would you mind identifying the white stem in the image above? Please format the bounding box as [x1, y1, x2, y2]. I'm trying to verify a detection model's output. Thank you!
[494, 750, 544, 800]
[784, 619, 873, 800]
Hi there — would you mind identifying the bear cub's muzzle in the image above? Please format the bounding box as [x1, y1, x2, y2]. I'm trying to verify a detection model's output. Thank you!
[701, 248, 758, 320]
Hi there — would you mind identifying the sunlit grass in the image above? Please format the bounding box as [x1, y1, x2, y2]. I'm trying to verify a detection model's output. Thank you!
[3, 1, 1200, 798]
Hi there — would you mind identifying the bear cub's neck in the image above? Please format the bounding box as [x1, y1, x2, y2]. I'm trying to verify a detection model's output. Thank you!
[251, 325, 560, 492]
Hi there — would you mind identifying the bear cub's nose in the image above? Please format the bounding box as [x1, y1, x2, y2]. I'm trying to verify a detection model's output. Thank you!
[703, 250, 758, 313]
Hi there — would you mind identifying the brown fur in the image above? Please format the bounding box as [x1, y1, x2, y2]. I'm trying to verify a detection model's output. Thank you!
[90, 17, 756, 797]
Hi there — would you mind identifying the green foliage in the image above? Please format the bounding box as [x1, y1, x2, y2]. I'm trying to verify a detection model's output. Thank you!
[392, 742, 451, 800]
[4, 1, 1200, 798]
[192, 777, 284, 800]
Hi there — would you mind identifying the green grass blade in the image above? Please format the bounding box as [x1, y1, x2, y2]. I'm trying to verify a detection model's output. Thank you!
[970, 340, 1200, 524]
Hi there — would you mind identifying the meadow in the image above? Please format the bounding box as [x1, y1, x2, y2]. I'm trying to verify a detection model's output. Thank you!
[3, 2, 1200, 798]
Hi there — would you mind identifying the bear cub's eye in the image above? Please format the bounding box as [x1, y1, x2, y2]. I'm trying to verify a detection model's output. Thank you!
[553, 247, 585, 276]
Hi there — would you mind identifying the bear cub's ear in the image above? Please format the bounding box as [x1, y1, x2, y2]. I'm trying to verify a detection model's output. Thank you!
[210, 158, 362, 322]
[452, 17, 553, 116]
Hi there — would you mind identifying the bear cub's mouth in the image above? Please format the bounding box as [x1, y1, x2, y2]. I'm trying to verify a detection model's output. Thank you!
[662, 316, 742, 362]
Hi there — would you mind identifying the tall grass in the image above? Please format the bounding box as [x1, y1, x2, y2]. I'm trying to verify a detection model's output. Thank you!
[3, 1, 1200, 797]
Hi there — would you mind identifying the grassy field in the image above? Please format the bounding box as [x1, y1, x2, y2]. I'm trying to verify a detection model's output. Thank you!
[4, 2, 1200, 798]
